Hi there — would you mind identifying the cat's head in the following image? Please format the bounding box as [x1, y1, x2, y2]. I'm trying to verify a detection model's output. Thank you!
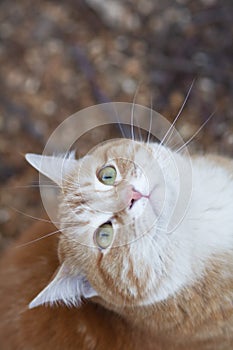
[26, 139, 187, 309]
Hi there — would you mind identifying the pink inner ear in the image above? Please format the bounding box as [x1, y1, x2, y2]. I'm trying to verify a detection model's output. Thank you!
[81, 277, 98, 299]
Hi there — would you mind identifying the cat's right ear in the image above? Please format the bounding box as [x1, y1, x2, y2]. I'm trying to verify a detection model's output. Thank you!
[29, 263, 98, 309]
[25, 153, 78, 187]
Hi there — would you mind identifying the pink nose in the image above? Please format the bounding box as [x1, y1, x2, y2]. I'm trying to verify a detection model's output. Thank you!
[131, 189, 142, 201]
[128, 188, 143, 209]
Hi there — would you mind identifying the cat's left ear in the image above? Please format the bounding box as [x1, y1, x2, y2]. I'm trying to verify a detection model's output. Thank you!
[25, 153, 78, 187]
[29, 263, 98, 309]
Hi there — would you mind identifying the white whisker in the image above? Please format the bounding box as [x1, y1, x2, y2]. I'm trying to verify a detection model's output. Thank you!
[7, 185, 58, 189]
[158, 79, 195, 152]
[137, 124, 143, 142]
[146, 95, 153, 145]
[112, 103, 127, 139]
[15, 228, 64, 248]
[130, 82, 141, 141]
[175, 110, 216, 153]
[9, 206, 78, 225]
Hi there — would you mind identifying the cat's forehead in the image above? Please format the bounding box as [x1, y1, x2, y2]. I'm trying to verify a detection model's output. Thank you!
[91, 138, 135, 159]
[88, 138, 153, 169]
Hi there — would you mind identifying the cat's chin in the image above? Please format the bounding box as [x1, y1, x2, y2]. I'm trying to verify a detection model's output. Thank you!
[92, 295, 136, 310]
[89, 286, 156, 310]
[92, 294, 155, 313]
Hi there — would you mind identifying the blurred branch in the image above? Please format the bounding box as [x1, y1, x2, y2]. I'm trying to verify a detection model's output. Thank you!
[71, 46, 111, 104]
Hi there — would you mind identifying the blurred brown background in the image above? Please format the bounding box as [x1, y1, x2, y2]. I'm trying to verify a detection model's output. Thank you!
[0, 0, 233, 250]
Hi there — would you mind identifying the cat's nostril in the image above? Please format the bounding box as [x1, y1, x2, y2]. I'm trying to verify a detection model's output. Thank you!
[129, 199, 135, 209]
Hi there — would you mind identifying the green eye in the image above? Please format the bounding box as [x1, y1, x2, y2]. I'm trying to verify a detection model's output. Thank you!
[97, 166, 117, 186]
[95, 223, 114, 249]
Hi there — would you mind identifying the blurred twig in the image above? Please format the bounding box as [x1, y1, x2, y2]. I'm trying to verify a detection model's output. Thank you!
[71, 46, 111, 104]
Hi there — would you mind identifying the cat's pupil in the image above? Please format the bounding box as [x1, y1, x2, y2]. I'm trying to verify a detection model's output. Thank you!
[100, 232, 109, 238]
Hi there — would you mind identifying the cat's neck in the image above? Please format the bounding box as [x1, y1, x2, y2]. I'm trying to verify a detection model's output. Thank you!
[102, 252, 232, 346]
[181, 155, 233, 268]
[150, 154, 233, 304]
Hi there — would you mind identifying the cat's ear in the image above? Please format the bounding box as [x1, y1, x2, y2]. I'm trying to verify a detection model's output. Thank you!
[29, 263, 98, 309]
[25, 153, 78, 187]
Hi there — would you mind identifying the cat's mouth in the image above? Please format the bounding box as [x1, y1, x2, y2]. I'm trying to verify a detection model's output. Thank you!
[129, 188, 149, 209]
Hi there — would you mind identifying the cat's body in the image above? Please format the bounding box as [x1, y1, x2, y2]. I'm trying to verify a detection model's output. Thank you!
[0, 139, 233, 349]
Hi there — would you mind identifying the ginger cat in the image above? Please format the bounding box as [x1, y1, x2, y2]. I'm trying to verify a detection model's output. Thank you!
[0, 139, 233, 349]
